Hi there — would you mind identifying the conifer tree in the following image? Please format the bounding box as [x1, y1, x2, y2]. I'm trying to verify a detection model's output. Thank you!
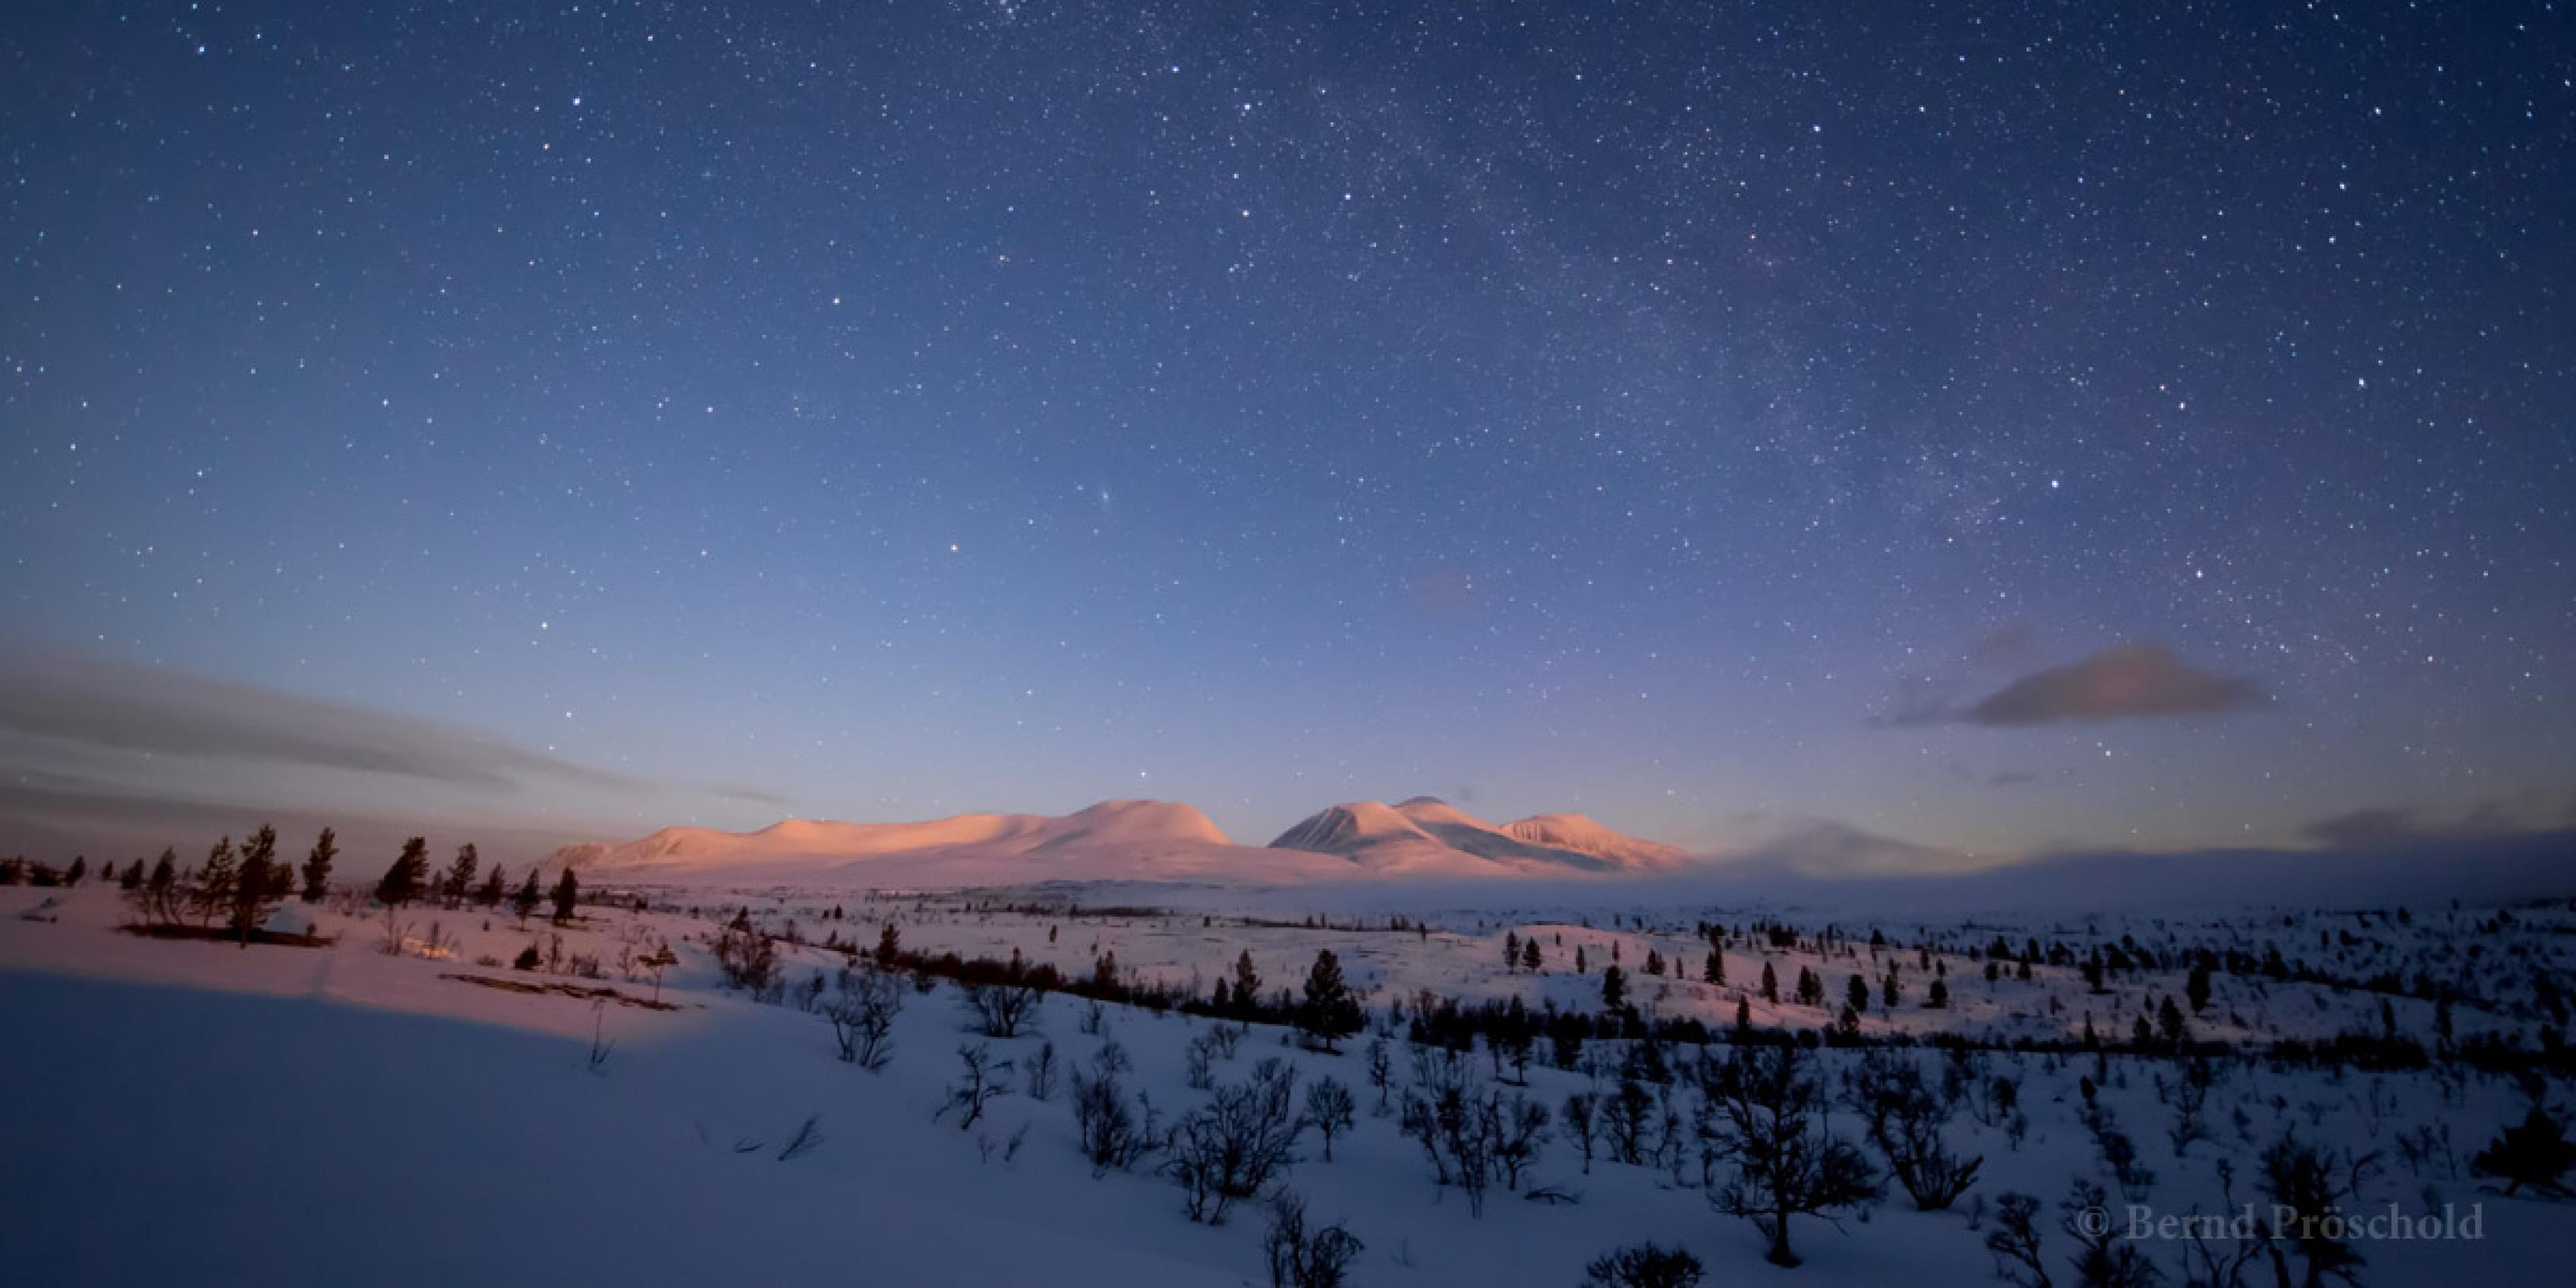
[1230, 949, 1262, 1015]
[193, 837, 239, 926]
[443, 843, 478, 909]
[1601, 962, 1629, 1012]
[136, 849, 180, 924]
[512, 868, 541, 924]
[375, 837, 429, 907]
[231, 825, 283, 946]
[477, 864, 505, 909]
[300, 827, 337, 903]
[1296, 949, 1363, 1051]
[550, 865, 579, 923]
[2473, 1105, 2576, 1197]
[1522, 938, 1543, 972]
[1705, 948, 1725, 985]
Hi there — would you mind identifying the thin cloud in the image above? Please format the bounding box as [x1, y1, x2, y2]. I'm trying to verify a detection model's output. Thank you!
[2303, 800, 2527, 850]
[1888, 643, 2263, 727]
[0, 644, 649, 794]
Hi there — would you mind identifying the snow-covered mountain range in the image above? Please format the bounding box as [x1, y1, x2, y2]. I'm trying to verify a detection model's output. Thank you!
[550, 796, 1688, 886]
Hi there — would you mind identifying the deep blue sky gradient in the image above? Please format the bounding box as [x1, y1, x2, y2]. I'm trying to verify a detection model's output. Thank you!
[4, 2, 2571, 855]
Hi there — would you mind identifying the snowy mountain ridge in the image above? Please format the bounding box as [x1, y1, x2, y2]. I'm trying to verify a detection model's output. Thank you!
[553, 795, 1688, 885]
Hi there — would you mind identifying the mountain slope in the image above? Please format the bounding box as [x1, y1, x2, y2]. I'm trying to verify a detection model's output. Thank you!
[1269, 798, 1676, 875]
[1390, 798, 1620, 873]
[553, 797, 1690, 887]
[1501, 813, 1689, 870]
[1266, 802, 1466, 873]
[548, 799, 1309, 886]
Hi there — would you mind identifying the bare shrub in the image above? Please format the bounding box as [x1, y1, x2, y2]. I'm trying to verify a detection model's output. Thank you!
[1702, 1044, 1879, 1268]
[1070, 1056, 1162, 1175]
[1847, 1049, 1983, 1210]
[938, 1043, 1012, 1130]
[962, 981, 1044, 1038]
[1582, 1242, 1703, 1288]
[1025, 1040, 1060, 1101]
[1305, 1077, 1357, 1162]
[825, 969, 905, 1070]
[1263, 1190, 1363, 1288]
[1168, 1057, 1304, 1225]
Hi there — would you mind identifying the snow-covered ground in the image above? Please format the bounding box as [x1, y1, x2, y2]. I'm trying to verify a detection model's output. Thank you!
[4, 877, 2570, 1286]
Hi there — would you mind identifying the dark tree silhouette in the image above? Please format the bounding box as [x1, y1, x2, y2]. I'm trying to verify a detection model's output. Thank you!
[2473, 1104, 2576, 1197]
[1582, 1243, 1703, 1288]
[1702, 1044, 1879, 1267]
[512, 868, 541, 924]
[1304, 1077, 1356, 1161]
[191, 837, 239, 927]
[1296, 949, 1363, 1051]
[230, 824, 285, 946]
[442, 842, 478, 908]
[2259, 1130, 2376, 1288]
[375, 837, 429, 907]
[299, 827, 336, 903]
[1230, 950, 1263, 1016]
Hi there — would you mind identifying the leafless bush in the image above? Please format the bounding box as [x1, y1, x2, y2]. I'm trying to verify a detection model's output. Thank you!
[1398, 1067, 1548, 1217]
[2080, 1103, 2156, 1198]
[938, 1043, 1012, 1130]
[1169, 1057, 1304, 1224]
[825, 969, 905, 1070]
[1092, 1038, 1133, 1077]
[2061, 1179, 2158, 1288]
[1581, 1242, 1702, 1288]
[1263, 1190, 1363, 1288]
[1562, 1091, 1601, 1173]
[1070, 1047, 1161, 1174]
[712, 912, 780, 997]
[1846, 1050, 1983, 1210]
[1186, 1032, 1220, 1089]
[1305, 1077, 1357, 1161]
[962, 981, 1044, 1038]
[1983, 1192, 2049, 1288]
[1702, 1044, 1880, 1268]
[1025, 1040, 1060, 1101]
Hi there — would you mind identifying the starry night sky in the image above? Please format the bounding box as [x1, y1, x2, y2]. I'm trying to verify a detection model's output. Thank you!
[3, 2, 2571, 861]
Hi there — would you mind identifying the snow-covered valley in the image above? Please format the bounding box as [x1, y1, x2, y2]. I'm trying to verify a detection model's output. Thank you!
[6, 856, 2573, 1286]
